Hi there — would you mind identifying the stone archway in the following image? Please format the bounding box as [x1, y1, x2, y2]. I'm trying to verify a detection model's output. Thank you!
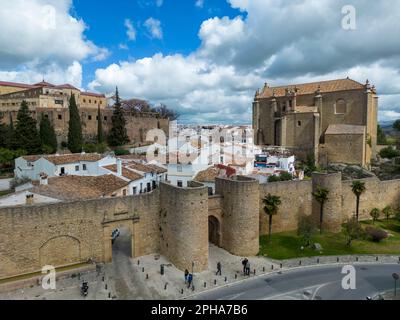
[103, 220, 138, 263]
[208, 216, 221, 247]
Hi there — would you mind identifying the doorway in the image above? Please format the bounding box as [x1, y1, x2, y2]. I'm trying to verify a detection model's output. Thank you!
[208, 216, 221, 247]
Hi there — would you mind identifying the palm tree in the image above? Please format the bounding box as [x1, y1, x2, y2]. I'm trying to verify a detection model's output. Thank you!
[263, 194, 282, 241]
[313, 187, 330, 234]
[351, 181, 366, 221]
[370, 208, 380, 224]
[382, 206, 393, 221]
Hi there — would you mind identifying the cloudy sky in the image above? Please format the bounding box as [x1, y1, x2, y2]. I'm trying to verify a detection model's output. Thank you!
[1, 0, 400, 124]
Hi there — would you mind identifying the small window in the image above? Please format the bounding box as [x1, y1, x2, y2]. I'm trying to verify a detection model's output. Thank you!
[44, 114, 49, 119]
[88, 115, 92, 120]
[297, 121, 302, 127]
[89, 99, 92, 103]
[82, 164, 87, 171]
[104, 116, 108, 121]
[133, 187, 137, 195]
[335, 99, 347, 114]
[75, 165, 79, 172]
[123, 189, 127, 196]
[177, 180, 183, 188]
[177, 166, 183, 173]
[58, 114, 62, 120]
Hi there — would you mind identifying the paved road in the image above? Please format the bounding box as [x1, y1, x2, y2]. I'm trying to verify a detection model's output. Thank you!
[191, 264, 400, 300]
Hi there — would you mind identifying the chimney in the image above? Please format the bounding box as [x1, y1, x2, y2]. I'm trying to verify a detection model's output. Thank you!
[117, 159, 123, 176]
[40, 173, 48, 185]
[26, 193, 34, 206]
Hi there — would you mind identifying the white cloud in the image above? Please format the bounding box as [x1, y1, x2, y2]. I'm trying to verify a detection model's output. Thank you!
[0, 61, 83, 89]
[89, 0, 400, 123]
[124, 19, 137, 41]
[144, 18, 163, 40]
[156, 0, 164, 7]
[0, 0, 107, 88]
[195, 0, 204, 8]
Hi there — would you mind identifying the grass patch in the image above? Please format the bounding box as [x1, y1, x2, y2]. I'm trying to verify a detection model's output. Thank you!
[0, 189, 13, 197]
[260, 219, 400, 260]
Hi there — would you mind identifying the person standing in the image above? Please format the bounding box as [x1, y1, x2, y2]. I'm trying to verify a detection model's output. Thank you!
[187, 273, 193, 289]
[242, 258, 248, 276]
[246, 260, 251, 276]
[216, 262, 222, 276]
[184, 269, 189, 284]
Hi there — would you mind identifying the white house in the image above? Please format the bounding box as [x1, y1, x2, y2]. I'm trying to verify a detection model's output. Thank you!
[14, 153, 116, 181]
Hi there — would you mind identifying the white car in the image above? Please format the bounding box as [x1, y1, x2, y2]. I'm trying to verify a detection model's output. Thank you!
[111, 229, 120, 241]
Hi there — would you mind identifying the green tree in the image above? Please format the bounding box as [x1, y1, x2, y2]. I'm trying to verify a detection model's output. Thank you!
[0, 123, 13, 149]
[351, 180, 366, 221]
[39, 115, 58, 154]
[97, 105, 104, 144]
[343, 217, 364, 246]
[13, 101, 42, 154]
[67, 94, 83, 153]
[382, 206, 393, 221]
[369, 208, 380, 224]
[108, 87, 129, 147]
[0, 148, 26, 167]
[262, 194, 282, 241]
[393, 120, 400, 132]
[377, 125, 387, 145]
[312, 186, 330, 234]
[297, 215, 316, 247]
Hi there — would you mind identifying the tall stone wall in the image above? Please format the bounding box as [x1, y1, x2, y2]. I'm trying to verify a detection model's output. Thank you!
[0, 192, 160, 280]
[259, 180, 313, 235]
[0, 108, 170, 145]
[159, 181, 209, 272]
[216, 177, 260, 256]
[312, 173, 342, 232]
[341, 178, 400, 221]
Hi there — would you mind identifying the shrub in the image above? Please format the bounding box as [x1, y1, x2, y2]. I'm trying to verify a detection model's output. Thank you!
[365, 226, 388, 243]
[114, 149, 130, 156]
[268, 175, 281, 183]
[279, 172, 293, 181]
[369, 208, 380, 223]
[343, 217, 364, 246]
[382, 206, 393, 221]
[297, 215, 317, 247]
[379, 146, 400, 159]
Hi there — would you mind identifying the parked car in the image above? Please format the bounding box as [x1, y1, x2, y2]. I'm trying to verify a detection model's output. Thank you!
[111, 229, 120, 243]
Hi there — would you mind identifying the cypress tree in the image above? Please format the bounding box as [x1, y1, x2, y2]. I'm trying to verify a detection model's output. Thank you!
[97, 105, 104, 144]
[67, 94, 83, 153]
[40, 115, 58, 154]
[108, 87, 129, 146]
[13, 101, 42, 154]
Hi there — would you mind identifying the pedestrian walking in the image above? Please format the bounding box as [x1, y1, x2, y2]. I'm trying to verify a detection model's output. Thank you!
[242, 258, 248, 276]
[245, 261, 251, 276]
[184, 269, 189, 284]
[216, 262, 222, 276]
[187, 273, 193, 289]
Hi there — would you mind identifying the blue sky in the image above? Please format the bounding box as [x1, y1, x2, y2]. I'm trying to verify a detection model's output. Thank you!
[73, 0, 241, 88]
[1, 0, 400, 124]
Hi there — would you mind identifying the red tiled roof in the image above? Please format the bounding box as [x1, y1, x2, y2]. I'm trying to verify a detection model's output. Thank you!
[31, 175, 129, 201]
[0, 81, 38, 89]
[81, 91, 106, 98]
[258, 78, 366, 99]
[103, 165, 144, 182]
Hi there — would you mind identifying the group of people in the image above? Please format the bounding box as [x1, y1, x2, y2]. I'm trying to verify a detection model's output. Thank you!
[242, 258, 251, 276]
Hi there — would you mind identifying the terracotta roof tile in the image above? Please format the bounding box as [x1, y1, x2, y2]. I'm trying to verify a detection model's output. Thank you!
[31, 175, 129, 201]
[44, 153, 103, 165]
[127, 161, 167, 174]
[259, 78, 365, 99]
[103, 165, 144, 181]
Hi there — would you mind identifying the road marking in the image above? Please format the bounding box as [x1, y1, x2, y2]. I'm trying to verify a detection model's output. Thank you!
[263, 282, 333, 300]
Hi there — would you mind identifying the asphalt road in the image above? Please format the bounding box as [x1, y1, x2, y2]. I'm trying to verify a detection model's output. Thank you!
[191, 264, 400, 300]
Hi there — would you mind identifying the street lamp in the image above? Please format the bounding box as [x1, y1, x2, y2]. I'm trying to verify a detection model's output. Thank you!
[393, 273, 399, 297]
